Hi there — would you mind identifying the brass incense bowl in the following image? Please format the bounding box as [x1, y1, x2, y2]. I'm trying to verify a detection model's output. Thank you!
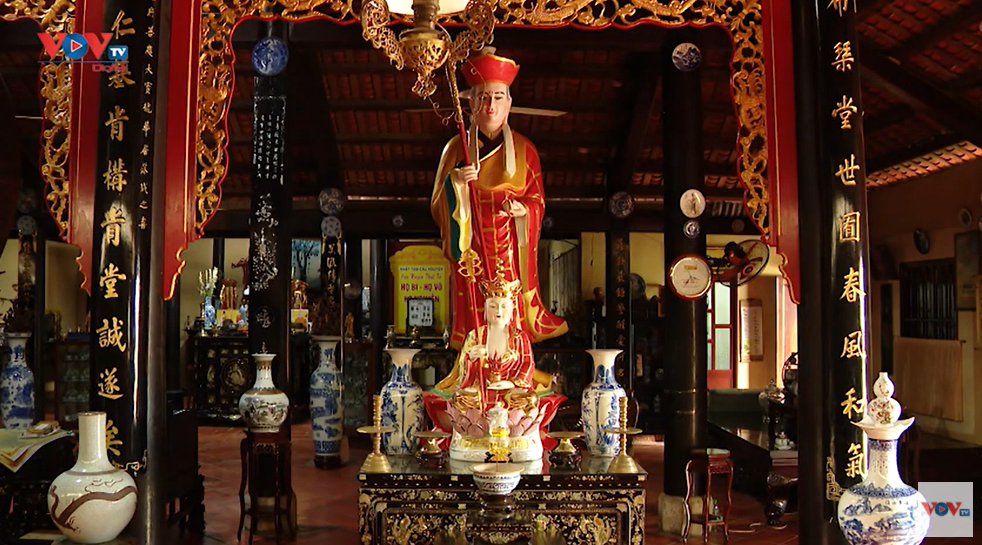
[416, 430, 450, 469]
[546, 431, 583, 469]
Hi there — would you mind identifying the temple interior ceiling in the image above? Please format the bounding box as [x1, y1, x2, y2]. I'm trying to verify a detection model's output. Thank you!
[1, 0, 980, 224]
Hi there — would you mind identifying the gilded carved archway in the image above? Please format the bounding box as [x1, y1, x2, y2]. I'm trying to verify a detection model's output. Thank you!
[1, 0, 74, 237]
[195, 0, 770, 237]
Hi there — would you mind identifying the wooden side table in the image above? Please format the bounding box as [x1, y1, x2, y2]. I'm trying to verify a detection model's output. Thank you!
[238, 430, 294, 545]
[683, 447, 733, 543]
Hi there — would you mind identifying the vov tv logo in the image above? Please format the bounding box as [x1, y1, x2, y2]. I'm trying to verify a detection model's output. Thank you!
[919, 482, 974, 538]
[37, 33, 128, 73]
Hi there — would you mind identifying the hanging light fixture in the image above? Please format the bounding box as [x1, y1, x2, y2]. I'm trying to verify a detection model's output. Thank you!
[360, 0, 495, 99]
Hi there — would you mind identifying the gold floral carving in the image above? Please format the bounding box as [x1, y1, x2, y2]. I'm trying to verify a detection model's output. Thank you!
[196, 0, 768, 233]
[1, 0, 75, 237]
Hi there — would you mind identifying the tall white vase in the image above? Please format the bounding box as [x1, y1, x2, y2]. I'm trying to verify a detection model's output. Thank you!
[381, 348, 424, 455]
[1, 332, 34, 429]
[47, 412, 137, 544]
[837, 372, 930, 545]
[582, 349, 626, 457]
[310, 335, 344, 467]
[238, 352, 290, 433]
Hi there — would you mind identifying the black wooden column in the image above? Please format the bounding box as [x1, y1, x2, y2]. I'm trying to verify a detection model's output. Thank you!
[370, 239, 388, 384]
[661, 30, 708, 498]
[791, 2, 870, 542]
[88, 1, 162, 542]
[344, 236, 363, 339]
[248, 34, 293, 398]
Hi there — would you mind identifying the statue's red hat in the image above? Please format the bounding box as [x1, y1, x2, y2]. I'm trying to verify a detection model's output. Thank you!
[462, 47, 519, 88]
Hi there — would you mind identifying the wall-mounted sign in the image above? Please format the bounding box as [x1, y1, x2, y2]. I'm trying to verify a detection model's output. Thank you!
[740, 298, 764, 362]
[390, 244, 450, 334]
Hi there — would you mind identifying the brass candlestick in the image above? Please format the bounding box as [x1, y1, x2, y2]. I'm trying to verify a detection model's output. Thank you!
[546, 431, 583, 469]
[357, 395, 395, 473]
[605, 396, 642, 473]
[416, 430, 450, 469]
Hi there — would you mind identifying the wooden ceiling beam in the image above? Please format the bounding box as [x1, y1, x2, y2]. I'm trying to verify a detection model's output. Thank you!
[607, 52, 662, 195]
[951, 69, 982, 93]
[867, 132, 964, 173]
[203, 204, 750, 238]
[863, 104, 914, 134]
[290, 46, 345, 189]
[229, 158, 739, 178]
[859, 38, 982, 145]
[228, 97, 735, 115]
[892, 3, 982, 60]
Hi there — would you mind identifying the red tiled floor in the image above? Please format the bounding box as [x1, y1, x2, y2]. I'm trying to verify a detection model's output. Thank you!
[176, 424, 981, 544]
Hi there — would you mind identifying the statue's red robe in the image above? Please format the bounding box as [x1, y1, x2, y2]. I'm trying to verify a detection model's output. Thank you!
[430, 129, 568, 350]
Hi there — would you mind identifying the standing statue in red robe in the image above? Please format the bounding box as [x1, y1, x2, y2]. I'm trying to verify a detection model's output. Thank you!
[430, 48, 568, 351]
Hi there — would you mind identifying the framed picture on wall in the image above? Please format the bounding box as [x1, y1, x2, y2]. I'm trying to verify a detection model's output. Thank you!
[954, 231, 981, 310]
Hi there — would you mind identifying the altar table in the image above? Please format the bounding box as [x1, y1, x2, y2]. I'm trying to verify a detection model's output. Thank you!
[358, 455, 647, 545]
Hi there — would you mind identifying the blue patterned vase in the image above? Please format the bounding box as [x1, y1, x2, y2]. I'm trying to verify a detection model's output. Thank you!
[837, 373, 930, 544]
[381, 348, 424, 455]
[1, 332, 35, 429]
[310, 336, 343, 467]
[582, 349, 626, 457]
[202, 296, 216, 331]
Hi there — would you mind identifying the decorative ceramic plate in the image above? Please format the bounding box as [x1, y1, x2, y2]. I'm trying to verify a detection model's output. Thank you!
[608, 191, 635, 218]
[16, 215, 37, 236]
[318, 187, 346, 216]
[672, 43, 701, 72]
[16, 190, 37, 214]
[958, 208, 972, 228]
[321, 216, 342, 238]
[251, 36, 289, 77]
[684, 219, 700, 239]
[913, 228, 930, 255]
[629, 273, 646, 300]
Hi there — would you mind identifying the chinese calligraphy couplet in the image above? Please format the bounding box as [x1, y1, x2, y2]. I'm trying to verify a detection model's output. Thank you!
[88, 1, 160, 476]
[821, 0, 871, 502]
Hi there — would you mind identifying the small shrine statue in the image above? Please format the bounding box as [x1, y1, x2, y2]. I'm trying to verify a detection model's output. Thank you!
[423, 264, 564, 462]
[430, 47, 567, 350]
[291, 279, 308, 310]
[220, 279, 237, 310]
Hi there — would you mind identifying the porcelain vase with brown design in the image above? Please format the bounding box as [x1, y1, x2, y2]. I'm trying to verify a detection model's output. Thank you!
[47, 411, 137, 543]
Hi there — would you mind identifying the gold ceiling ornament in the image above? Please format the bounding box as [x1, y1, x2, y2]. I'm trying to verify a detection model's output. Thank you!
[360, 0, 495, 99]
[195, 0, 769, 235]
[2, 0, 76, 237]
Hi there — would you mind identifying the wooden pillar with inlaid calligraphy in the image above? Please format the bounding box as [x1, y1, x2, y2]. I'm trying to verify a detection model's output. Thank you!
[604, 230, 635, 412]
[87, 1, 162, 541]
[246, 27, 297, 533]
[821, 0, 871, 513]
[790, 2, 871, 542]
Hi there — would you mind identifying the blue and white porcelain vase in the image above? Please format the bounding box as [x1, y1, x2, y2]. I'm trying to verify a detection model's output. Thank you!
[1, 332, 34, 429]
[837, 372, 930, 545]
[310, 336, 344, 468]
[380, 348, 424, 455]
[202, 296, 216, 331]
[582, 349, 626, 457]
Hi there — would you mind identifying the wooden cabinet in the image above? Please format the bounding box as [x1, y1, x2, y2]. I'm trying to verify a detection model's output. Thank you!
[187, 334, 313, 424]
[49, 339, 91, 426]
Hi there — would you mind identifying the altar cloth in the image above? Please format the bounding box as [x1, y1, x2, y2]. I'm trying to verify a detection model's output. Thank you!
[0, 429, 71, 472]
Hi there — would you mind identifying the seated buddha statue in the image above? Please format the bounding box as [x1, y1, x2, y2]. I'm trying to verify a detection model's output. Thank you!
[423, 268, 565, 462]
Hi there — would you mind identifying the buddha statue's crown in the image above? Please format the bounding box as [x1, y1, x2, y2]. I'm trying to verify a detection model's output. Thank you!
[480, 260, 521, 299]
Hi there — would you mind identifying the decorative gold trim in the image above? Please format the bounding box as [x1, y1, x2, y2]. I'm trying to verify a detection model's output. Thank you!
[196, 0, 769, 234]
[1, 0, 75, 237]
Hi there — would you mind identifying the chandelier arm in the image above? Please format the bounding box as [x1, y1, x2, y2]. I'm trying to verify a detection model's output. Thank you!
[360, 0, 404, 69]
[447, 0, 496, 67]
